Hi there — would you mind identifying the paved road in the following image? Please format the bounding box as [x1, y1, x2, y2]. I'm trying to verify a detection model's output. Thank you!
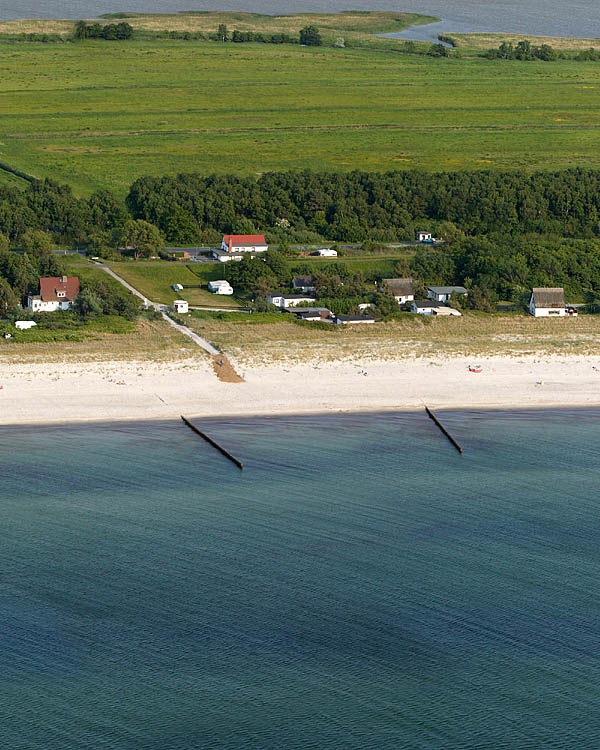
[95, 263, 220, 356]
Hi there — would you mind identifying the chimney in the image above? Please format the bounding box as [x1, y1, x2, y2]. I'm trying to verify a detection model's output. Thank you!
[61, 275, 67, 283]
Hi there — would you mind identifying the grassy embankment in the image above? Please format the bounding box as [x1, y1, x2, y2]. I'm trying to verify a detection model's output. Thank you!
[185, 311, 600, 366]
[0, 11, 436, 48]
[5, 28, 600, 195]
[447, 33, 600, 55]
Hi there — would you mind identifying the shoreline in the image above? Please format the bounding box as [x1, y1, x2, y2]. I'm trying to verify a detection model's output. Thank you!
[2, 353, 600, 427]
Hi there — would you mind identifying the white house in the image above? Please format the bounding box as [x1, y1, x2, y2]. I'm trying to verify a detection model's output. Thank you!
[292, 275, 316, 293]
[335, 314, 376, 325]
[221, 234, 268, 255]
[15, 320, 37, 330]
[267, 293, 316, 308]
[27, 276, 79, 312]
[211, 248, 244, 262]
[315, 248, 337, 257]
[416, 231, 433, 242]
[380, 278, 414, 304]
[426, 286, 468, 303]
[529, 288, 566, 317]
[208, 280, 234, 295]
[411, 300, 445, 315]
[173, 300, 189, 314]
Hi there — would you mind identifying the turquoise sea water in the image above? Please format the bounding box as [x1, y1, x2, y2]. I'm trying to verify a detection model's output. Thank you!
[2, 411, 600, 749]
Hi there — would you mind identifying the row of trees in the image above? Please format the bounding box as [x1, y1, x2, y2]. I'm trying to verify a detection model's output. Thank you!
[216, 24, 322, 47]
[486, 40, 600, 62]
[74, 21, 134, 40]
[126, 169, 600, 243]
[10, 169, 600, 247]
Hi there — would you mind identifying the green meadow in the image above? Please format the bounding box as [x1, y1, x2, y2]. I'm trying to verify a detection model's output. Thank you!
[106, 262, 243, 307]
[4, 38, 600, 195]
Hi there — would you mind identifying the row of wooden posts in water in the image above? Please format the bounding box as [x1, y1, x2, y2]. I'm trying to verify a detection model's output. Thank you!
[181, 406, 463, 471]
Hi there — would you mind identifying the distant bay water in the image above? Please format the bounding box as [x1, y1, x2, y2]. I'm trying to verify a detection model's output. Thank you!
[3, 410, 600, 748]
[2, 0, 600, 40]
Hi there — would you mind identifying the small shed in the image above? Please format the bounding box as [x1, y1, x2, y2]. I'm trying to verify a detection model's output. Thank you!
[529, 288, 566, 317]
[173, 300, 189, 314]
[416, 231, 433, 242]
[15, 321, 37, 330]
[172, 283, 184, 291]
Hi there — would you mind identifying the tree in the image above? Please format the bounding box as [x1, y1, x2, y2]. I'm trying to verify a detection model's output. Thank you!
[0, 277, 18, 314]
[119, 219, 163, 260]
[263, 249, 288, 281]
[0, 232, 8, 253]
[218, 24, 228, 42]
[428, 43, 449, 57]
[21, 229, 53, 257]
[73, 20, 88, 40]
[374, 292, 400, 317]
[73, 288, 103, 318]
[299, 26, 322, 47]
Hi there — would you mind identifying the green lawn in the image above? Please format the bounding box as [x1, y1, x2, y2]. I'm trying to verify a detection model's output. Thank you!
[4, 40, 600, 195]
[107, 262, 243, 307]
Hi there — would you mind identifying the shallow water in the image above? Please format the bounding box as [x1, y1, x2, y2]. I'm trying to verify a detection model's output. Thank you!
[2, 410, 600, 748]
[4, 0, 600, 39]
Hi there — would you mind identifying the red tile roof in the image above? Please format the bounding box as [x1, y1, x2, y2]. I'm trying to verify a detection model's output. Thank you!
[39, 276, 80, 302]
[223, 234, 267, 248]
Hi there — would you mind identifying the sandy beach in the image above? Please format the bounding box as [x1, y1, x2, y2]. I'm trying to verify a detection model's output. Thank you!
[1, 353, 599, 425]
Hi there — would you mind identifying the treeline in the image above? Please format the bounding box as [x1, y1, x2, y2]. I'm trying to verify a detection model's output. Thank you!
[8, 169, 600, 245]
[74, 21, 134, 40]
[486, 40, 600, 61]
[126, 169, 600, 242]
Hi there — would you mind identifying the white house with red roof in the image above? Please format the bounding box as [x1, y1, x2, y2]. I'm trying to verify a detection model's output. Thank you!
[212, 234, 268, 262]
[27, 275, 80, 312]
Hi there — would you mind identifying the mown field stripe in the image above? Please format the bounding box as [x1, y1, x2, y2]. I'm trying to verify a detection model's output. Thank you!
[8, 123, 600, 140]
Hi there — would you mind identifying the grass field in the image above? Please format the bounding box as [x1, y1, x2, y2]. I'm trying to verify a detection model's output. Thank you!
[5, 37, 600, 195]
[106, 262, 243, 307]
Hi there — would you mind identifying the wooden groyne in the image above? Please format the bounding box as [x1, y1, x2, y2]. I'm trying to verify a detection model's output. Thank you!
[181, 415, 244, 470]
[424, 406, 463, 454]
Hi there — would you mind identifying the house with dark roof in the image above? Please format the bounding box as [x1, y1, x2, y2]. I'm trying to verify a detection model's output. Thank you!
[380, 278, 414, 304]
[286, 307, 332, 321]
[335, 314, 376, 325]
[529, 288, 566, 317]
[426, 286, 468, 303]
[292, 275, 316, 293]
[27, 276, 80, 312]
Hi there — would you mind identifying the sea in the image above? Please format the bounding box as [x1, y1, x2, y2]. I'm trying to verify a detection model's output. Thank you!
[3, 0, 600, 40]
[3, 410, 600, 748]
